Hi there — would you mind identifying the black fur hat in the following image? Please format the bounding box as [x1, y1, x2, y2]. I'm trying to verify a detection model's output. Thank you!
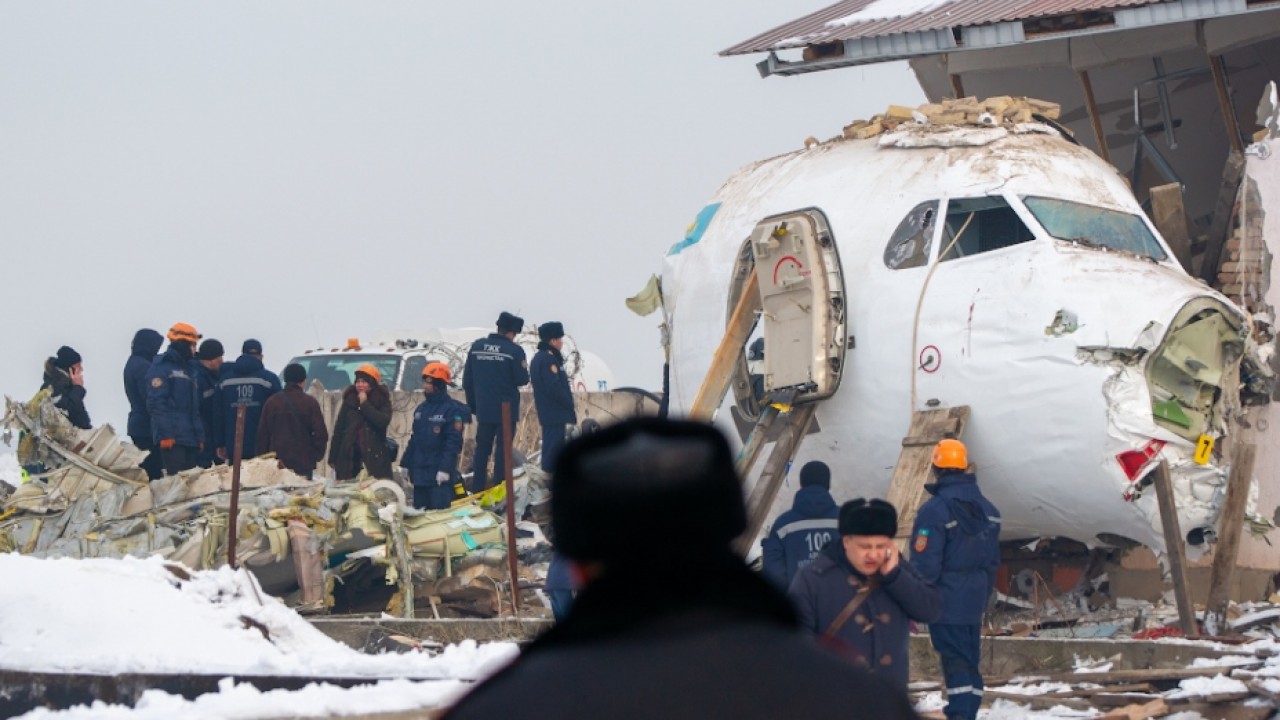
[838, 498, 898, 538]
[496, 311, 525, 334]
[54, 346, 82, 371]
[538, 321, 565, 342]
[551, 418, 746, 565]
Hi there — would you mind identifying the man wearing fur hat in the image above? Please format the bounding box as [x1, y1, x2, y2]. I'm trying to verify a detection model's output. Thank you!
[530, 321, 577, 472]
[41, 345, 91, 430]
[444, 419, 918, 720]
[788, 498, 942, 689]
[462, 311, 530, 492]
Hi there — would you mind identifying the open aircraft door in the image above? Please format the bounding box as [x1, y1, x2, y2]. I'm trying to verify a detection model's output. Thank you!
[729, 208, 848, 415]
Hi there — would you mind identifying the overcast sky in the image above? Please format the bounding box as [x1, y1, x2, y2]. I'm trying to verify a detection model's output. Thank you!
[0, 1, 920, 434]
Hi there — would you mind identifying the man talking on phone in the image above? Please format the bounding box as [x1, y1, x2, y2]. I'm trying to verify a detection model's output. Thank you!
[789, 498, 941, 689]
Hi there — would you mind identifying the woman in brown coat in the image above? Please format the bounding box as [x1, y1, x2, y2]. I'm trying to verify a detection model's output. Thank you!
[328, 364, 393, 480]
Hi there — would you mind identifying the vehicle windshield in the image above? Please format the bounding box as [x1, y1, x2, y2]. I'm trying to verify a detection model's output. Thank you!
[286, 354, 401, 391]
[1023, 196, 1168, 262]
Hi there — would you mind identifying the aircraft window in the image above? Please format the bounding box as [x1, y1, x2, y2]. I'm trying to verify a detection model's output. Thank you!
[1023, 196, 1168, 262]
[939, 197, 1036, 262]
[884, 201, 938, 269]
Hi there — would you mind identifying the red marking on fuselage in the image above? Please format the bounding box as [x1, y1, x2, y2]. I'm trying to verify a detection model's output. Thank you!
[772, 256, 804, 285]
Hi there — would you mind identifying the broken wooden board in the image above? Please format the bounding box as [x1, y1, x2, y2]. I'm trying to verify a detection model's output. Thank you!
[885, 405, 970, 540]
[1149, 182, 1194, 272]
[1098, 698, 1169, 719]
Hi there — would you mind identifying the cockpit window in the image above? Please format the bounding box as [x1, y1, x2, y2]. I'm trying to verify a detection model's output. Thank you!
[1023, 196, 1168, 262]
[884, 201, 938, 269]
[940, 197, 1036, 262]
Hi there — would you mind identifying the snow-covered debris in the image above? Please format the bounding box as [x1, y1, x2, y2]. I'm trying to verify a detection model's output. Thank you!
[1166, 674, 1248, 700]
[0, 554, 517, 678]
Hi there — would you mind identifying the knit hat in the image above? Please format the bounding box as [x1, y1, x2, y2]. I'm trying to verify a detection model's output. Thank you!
[496, 311, 525, 334]
[197, 339, 225, 361]
[242, 339, 263, 355]
[54, 346, 82, 371]
[798, 460, 831, 489]
[838, 498, 898, 538]
[538, 322, 565, 342]
[283, 363, 306, 385]
[551, 418, 746, 566]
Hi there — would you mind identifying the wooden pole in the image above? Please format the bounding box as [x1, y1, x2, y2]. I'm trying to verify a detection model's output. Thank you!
[227, 404, 247, 569]
[1078, 70, 1111, 164]
[1208, 53, 1245, 154]
[949, 73, 965, 100]
[734, 404, 816, 556]
[501, 402, 521, 615]
[1152, 461, 1198, 636]
[690, 268, 760, 421]
[1205, 443, 1257, 635]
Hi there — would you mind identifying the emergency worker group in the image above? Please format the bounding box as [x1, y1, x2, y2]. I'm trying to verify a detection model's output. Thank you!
[39, 313, 1002, 720]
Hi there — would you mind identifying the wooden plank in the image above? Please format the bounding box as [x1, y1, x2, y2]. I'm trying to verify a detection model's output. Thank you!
[1079, 70, 1111, 164]
[885, 406, 970, 539]
[1199, 151, 1246, 285]
[1152, 460, 1198, 636]
[1208, 53, 1245, 155]
[1149, 182, 1194, 272]
[1206, 443, 1257, 636]
[734, 404, 816, 556]
[690, 269, 760, 421]
[1040, 662, 1262, 685]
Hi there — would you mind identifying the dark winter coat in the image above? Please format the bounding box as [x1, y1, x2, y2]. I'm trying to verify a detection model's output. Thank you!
[445, 556, 917, 720]
[41, 359, 91, 430]
[761, 485, 839, 590]
[530, 346, 576, 427]
[911, 471, 1002, 625]
[195, 361, 229, 463]
[328, 383, 393, 480]
[789, 540, 943, 688]
[123, 329, 163, 441]
[403, 391, 470, 487]
[145, 346, 204, 448]
[462, 333, 529, 423]
[255, 385, 330, 477]
[213, 354, 281, 457]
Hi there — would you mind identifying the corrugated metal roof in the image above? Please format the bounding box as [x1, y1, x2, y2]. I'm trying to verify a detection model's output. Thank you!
[721, 0, 1169, 56]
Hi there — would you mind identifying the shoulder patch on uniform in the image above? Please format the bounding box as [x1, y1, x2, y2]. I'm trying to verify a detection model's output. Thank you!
[914, 529, 929, 553]
[550, 364, 559, 374]
[150, 377, 164, 388]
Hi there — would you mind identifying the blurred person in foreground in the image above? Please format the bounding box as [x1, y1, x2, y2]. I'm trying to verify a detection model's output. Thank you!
[444, 417, 918, 720]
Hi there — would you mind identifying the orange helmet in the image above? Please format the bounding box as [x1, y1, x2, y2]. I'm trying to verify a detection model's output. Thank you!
[422, 361, 453, 385]
[167, 322, 202, 343]
[354, 363, 382, 385]
[932, 438, 968, 470]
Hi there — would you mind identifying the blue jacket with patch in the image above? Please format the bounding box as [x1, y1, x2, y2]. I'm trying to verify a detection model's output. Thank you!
[530, 347, 577, 427]
[145, 346, 204, 448]
[213, 354, 281, 458]
[123, 329, 163, 442]
[761, 485, 839, 590]
[909, 471, 1001, 625]
[463, 333, 530, 423]
[404, 392, 471, 486]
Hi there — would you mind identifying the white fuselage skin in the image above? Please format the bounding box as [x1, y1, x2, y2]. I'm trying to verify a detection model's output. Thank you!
[663, 128, 1246, 552]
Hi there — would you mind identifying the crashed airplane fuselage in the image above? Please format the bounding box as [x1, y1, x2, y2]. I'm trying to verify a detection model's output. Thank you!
[664, 122, 1251, 553]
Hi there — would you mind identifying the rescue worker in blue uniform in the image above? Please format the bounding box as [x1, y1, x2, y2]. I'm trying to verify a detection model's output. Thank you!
[529, 321, 577, 472]
[194, 339, 227, 467]
[145, 323, 205, 476]
[213, 339, 281, 461]
[910, 439, 1001, 720]
[789, 498, 942, 689]
[124, 329, 164, 479]
[463, 312, 529, 492]
[761, 461, 839, 590]
[404, 362, 471, 510]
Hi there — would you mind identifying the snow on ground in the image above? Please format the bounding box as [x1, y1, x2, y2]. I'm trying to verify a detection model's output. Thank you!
[14, 677, 469, 720]
[0, 554, 517, 679]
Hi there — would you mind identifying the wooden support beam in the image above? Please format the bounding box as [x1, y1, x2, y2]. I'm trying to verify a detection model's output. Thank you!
[1205, 443, 1257, 635]
[1208, 53, 1245, 155]
[1198, 151, 1246, 285]
[690, 268, 760, 421]
[885, 406, 970, 542]
[734, 404, 816, 556]
[733, 389, 797, 480]
[1152, 461, 1198, 636]
[1079, 70, 1111, 165]
[949, 73, 965, 101]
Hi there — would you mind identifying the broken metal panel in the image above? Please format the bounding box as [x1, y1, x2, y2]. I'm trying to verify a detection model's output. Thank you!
[1146, 298, 1246, 440]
